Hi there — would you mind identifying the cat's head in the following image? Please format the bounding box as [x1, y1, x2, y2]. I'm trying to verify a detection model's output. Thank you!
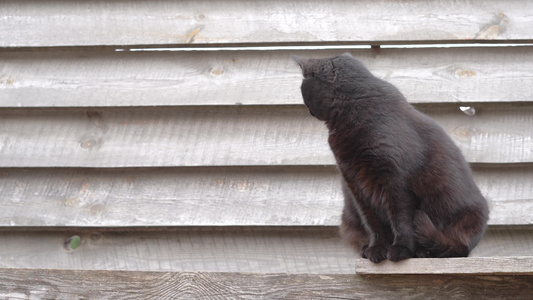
[293, 52, 367, 122]
[293, 54, 338, 121]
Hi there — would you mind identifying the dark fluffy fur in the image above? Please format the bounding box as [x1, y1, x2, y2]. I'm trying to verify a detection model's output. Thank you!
[293, 53, 489, 263]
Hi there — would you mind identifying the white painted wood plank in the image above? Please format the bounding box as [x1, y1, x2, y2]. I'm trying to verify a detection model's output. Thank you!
[427, 104, 533, 164]
[0, 167, 342, 227]
[0, 166, 531, 227]
[356, 256, 533, 275]
[472, 228, 533, 258]
[0, 228, 355, 274]
[473, 165, 533, 226]
[0, 228, 530, 273]
[2, 0, 532, 47]
[0, 106, 333, 167]
[0, 105, 532, 167]
[2, 47, 533, 107]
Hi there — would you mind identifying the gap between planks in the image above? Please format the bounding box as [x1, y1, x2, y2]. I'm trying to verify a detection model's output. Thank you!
[356, 256, 533, 275]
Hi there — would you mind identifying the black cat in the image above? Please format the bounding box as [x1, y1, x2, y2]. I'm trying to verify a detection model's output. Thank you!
[293, 53, 489, 263]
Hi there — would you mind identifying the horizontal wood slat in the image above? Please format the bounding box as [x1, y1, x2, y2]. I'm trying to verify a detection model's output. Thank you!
[0, 228, 530, 273]
[0, 105, 532, 168]
[0, 167, 341, 227]
[356, 257, 533, 275]
[0, 165, 531, 227]
[1, 268, 532, 299]
[2, 47, 533, 107]
[0, 228, 354, 274]
[2, 0, 533, 47]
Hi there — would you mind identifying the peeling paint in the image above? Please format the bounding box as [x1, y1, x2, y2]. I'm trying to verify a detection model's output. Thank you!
[184, 26, 204, 44]
[210, 67, 224, 76]
[456, 70, 477, 77]
[476, 12, 509, 39]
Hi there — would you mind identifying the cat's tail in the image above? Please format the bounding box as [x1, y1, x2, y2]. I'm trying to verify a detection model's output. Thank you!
[413, 210, 471, 258]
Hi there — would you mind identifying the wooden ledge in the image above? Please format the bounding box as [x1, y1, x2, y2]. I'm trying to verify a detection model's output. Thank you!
[0, 268, 532, 299]
[356, 256, 533, 275]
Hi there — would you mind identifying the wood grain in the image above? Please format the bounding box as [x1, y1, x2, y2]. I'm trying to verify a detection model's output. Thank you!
[0, 228, 530, 273]
[0, 268, 532, 299]
[0, 165, 531, 227]
[0, 167, 342, 227]
[0, 228, 355, 274]
[2, 47, 533, 107]
[2, 0, 533, 47]
[473, 227, 533, 257]
[356, 257, 533, 275]
[0, 104, 532, 168]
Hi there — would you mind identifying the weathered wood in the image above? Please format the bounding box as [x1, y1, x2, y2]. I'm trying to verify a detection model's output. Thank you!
[0, 165, 531, 227]
[0, 268, 532, 299]
[2, 47, 533, 107]
[426, 103, 533, 164]
[0, 104, 533, 168]
[356, 257, 533, 275]
[474, 227, 533, 257]
[474, 164, 533, 226]
[2, 0, 533, 47]
[0, 228, 530, 273]
[0, 167, 341, 227]
[0, 106, 332, 167]
[0, 228, 355, 274]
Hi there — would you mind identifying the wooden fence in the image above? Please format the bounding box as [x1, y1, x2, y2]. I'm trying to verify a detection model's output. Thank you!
[1, 0, 532, 298]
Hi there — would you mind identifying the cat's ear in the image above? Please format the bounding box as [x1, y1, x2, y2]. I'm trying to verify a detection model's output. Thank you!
[291, 54, 308, 70]
[341, 52, 353, 58]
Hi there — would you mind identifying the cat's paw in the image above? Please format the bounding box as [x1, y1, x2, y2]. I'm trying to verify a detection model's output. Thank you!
[387, 245, 414, 262]
[363, 245, 388, 263]
[360, 244, 369, 258]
